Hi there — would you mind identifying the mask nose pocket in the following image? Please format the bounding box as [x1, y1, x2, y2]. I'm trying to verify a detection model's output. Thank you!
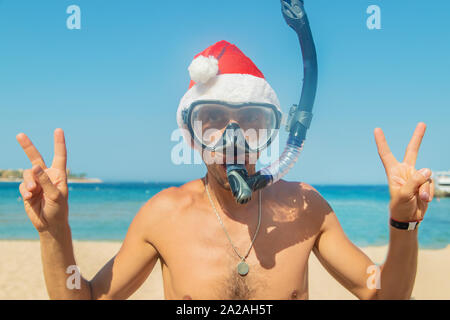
[221, 123, 248, 162]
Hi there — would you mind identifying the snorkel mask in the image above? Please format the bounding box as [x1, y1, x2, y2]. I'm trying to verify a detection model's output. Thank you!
[178, 0, 317, 204]
[182, 100, 282, 155]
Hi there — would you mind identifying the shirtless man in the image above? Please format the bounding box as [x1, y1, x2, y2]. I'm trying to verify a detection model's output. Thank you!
[16, 41, 433, 300]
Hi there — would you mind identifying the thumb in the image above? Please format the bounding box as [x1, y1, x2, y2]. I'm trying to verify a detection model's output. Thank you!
[401, 168, 432, 200]
[32, 165, 61, 202]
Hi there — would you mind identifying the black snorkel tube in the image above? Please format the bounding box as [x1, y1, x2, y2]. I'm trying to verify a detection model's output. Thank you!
[226, 0, 318, 204]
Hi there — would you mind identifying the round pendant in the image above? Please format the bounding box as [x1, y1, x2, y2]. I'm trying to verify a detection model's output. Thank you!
[237, 261, 249, 276]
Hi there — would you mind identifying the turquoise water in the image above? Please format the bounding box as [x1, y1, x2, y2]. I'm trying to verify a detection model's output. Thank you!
[0, 182, 449, 248]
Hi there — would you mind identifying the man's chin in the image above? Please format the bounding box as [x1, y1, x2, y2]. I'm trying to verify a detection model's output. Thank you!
[210, 167, 232, 190]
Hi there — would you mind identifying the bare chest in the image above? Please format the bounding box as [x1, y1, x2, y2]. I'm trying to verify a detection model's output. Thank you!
[156, 215, 317, 300]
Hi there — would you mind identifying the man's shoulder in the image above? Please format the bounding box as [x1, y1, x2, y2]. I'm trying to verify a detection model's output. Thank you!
[274, 180, 326, 201]
[271, 180, 333, 216]
[138, 179, 204, 219]
[129, 179, 205, 244]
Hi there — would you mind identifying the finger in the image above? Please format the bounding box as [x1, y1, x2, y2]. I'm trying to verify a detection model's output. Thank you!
[401, 168, 432, 200]
[374, 128, 398, 172]
[429, 178, 435, 201]
[23, 169, 37, 191]
[32, 165, 60, 202]
[23, 169, 43, 197]
[418, 180, 431, 203]
[51, 128, 67, 171]
[19, 180, 44, 230]
[403, 122, 426, 166]
[16, 133, 47, 169]
[19, 182, 33, 200]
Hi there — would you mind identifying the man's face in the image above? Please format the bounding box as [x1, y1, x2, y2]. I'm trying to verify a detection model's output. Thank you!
[185, 101, 278, 189]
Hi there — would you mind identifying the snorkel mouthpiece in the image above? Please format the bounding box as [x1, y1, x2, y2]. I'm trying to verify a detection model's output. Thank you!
[227, 0, 318, 204]
[227, 165, 272, 204]
[226, 165, 252, 204]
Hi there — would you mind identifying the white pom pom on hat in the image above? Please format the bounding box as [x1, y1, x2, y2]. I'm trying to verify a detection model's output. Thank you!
[188, 55, 219, 85]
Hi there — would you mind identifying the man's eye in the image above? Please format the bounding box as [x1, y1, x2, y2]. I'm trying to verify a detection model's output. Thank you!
[208, 111, 224, 122]
[242, 113, 259, 123]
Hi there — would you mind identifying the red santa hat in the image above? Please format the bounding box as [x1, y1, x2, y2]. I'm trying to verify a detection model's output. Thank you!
[177, 40, 281, 140]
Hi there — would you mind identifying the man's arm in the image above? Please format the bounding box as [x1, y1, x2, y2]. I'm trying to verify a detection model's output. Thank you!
[313, 206, 418, 300]
[378, 226, 418, 299]
[312, 123, 433, 300]
[17, 130, 161, 299]
[89, 199, 161, 300]
[38, 200, 160, 300]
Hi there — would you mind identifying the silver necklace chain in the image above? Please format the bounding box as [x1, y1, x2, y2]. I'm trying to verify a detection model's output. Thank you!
[204, 175, 261, 263]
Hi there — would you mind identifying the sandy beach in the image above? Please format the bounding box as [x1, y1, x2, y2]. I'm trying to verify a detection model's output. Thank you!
[0, 240, 449, 300]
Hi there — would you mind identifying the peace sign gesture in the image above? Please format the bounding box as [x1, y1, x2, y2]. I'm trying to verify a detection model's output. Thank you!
[374, 122, 433, 223]
[16, 129, 69, 233]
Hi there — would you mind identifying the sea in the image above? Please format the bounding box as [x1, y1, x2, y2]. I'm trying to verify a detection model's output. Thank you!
[0, 182, 449, 248]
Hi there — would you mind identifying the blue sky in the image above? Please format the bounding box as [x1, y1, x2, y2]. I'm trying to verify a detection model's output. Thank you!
[0, 0, 449, 184]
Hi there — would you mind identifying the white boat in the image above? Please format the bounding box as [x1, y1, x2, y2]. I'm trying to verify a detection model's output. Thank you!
[433, 171, 450, 196]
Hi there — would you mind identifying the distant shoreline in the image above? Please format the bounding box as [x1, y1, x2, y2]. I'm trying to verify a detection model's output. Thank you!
[0, 178, 103, 183]
[1, 180, 390, 186]
[67, 178, 103, 184]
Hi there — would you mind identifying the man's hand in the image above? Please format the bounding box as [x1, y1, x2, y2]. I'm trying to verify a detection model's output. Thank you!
[374, 122, 433, 222]
[16, 129, 69, 233]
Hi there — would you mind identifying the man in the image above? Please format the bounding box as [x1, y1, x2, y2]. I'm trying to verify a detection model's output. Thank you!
[17, 40, 433, 300]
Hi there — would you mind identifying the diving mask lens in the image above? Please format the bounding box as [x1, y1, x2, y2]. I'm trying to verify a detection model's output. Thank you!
[190, 103, 279, 152]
